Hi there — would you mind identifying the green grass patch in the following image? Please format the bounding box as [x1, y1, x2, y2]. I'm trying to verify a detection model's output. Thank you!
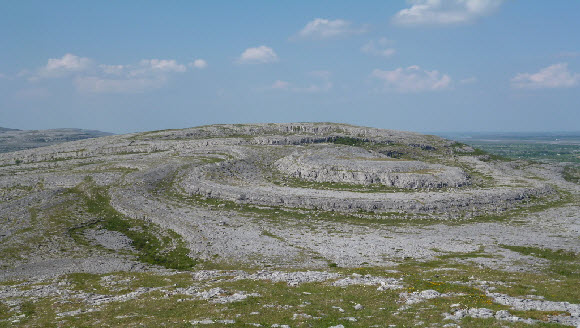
[499, 245, 578, 262]
[20, 301, 36, 317]
[510, 310, 571, 322]
[0, 303, 11, 321]
[69, 180, 197, 270]
[467, 190, 573, 225]
[395, 258, 580, 303]
[66, 272, 109, 293]
[330, 136, 371, 147]
[4, 260, 579, 327]
[500, 244, 579, 279]
[562, 165, 580, 184]
[435, 247, 494, 260]
[260, 229, 285, 242]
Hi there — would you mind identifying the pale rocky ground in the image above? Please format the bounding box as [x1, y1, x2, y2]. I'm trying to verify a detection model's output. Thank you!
[0, 123, 578, 326]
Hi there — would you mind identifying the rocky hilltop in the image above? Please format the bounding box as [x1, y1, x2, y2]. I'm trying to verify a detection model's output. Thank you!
[0, 123, 578, 327]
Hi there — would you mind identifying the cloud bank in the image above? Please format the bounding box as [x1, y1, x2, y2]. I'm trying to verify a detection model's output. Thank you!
[511, 63, 579, 89]
[393, 0, 505, 26]
[25, 54, 205, 94]
[297, 18, 366, 39]
[372, 65, 451, 92]
[190, 59, 208, 69]
[238, 46, 278, 64]
[36, 53, 93, 79]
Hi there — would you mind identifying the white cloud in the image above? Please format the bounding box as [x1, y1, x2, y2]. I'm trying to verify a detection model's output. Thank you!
[37, 53, 92, 78]
[511, 63, 580, 89]
[45, 53, 92, 72]
[23, 53, 197, 94]
[99, 59, 189, 78]
[77, 59, 189, 94]
[393, 0, 505, 26]
[239, 46, 278, 64]
[297, 18, 366, 39]
[371, 65, 451, 92]
[138, 59, 186, 73]
[190, 59, 207, 69]
[100, 59, 192, 77]
[361, 38, 396, 57]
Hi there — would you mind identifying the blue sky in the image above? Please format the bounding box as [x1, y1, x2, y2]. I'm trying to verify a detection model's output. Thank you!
[0, 1, 579, 133]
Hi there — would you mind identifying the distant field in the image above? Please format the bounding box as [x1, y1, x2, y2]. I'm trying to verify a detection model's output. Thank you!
[0, 128, 113, 153]
[437, 132, 580, 163]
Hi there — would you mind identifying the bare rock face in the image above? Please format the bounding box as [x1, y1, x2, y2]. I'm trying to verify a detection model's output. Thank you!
[275, 146, 470, 189]
[166, 124, 553, 215]
[83, 229, 135, 252]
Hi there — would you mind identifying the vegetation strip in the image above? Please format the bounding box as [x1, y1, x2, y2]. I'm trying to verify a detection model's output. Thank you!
[68, 178, 197, 270]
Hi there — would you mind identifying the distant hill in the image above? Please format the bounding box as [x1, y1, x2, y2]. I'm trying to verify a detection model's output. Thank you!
[0, 127, 113, 153]
[0, 127, 21, 132]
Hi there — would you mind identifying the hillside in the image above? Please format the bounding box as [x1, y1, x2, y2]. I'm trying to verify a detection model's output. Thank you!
[0, 123, 578, 327]
[0, 127, 20, 132]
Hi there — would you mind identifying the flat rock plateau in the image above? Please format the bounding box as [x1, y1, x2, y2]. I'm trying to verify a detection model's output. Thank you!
[0, 123, 578, 327]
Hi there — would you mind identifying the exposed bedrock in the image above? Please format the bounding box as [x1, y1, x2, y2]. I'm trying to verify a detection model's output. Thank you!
[275, 146, 470, 189]
[0, 123, 445, 165]
[0, 123, 558, 219]
[0, 122, 575, 278]
[179, 149, 553, 216]
[181, 170, 551, 215]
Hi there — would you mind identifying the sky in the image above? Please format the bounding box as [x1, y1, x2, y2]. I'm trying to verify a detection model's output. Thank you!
[0, 0, 579, 134]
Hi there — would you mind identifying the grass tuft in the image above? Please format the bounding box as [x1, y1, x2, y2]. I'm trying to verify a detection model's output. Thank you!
[500, 244, 579, 278]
